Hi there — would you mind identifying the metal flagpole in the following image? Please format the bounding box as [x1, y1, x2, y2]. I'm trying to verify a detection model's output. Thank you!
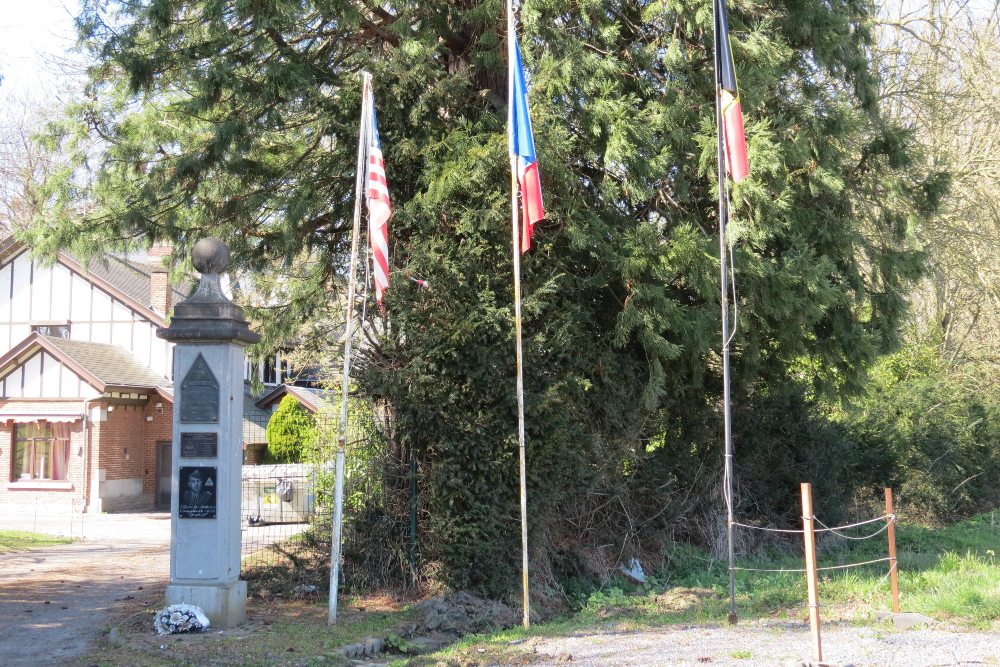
[329, 71, 371, 625]
[712, 0, 738, 625]
[508, 0, 531, 630]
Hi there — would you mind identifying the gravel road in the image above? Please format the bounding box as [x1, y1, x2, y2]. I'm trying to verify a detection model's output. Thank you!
[528, 621, 999, 666]
[0, 510, 309, 665]
[0, 515, 170, 667]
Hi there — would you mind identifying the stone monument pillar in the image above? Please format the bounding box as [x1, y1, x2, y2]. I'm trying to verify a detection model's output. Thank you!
[157, 238, 260, 628]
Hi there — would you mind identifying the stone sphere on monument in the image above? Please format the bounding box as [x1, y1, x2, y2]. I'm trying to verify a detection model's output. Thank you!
[192, 238, 230, 274]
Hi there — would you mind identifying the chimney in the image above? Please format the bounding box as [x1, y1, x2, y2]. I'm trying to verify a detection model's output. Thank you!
[148, 242, 172, 259]
[148, 242, 173, 317]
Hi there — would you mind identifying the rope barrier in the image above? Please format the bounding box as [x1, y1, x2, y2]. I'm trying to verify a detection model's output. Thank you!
[815, 556, 893, 571]
[730, 520, 803, 534]
[730, 514, 894, 537]
[863, 560, 898, 602]
[731, 565, 807, 573]
[731, 555, 893, 574]
[813, 514, 894, 535]
[729, 488, 900, 636]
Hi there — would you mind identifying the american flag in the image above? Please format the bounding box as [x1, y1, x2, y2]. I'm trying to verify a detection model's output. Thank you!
[365, 82, 391, 306]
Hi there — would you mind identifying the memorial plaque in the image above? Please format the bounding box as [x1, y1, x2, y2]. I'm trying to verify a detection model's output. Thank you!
[178, 466, 217, 519]
[180, 354, 220, 423]
[181, 432, 218, 458]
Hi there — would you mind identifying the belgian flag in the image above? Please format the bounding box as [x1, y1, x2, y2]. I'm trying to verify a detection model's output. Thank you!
[716, 0, 750, 183]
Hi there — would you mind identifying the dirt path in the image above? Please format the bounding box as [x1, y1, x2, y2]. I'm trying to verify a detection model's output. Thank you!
[527, 621, 1000, 666]
[0, 514, 171, 666]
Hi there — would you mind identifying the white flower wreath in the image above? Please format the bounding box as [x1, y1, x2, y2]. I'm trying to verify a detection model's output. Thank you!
[153, 603, 211, 635]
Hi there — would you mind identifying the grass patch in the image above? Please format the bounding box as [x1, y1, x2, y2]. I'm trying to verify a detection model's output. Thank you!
[0, 529, 73, 553]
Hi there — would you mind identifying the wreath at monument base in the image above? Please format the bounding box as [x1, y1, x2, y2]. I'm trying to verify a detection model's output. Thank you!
[154, 603, 211, 635]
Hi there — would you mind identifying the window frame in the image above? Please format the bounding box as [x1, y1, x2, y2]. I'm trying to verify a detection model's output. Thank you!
[11, 421, 71, 482]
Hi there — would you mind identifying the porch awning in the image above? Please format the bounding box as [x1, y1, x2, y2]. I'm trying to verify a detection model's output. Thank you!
[0, 406, 83, 423]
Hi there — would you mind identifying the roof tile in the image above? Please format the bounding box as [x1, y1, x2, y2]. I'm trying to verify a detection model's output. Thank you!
[41, 336, 169, 389]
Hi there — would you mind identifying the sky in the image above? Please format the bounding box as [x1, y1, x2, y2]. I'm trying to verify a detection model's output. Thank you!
[0, 0, 82, 112]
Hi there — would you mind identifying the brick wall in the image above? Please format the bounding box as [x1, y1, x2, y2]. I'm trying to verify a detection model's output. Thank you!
[143, 398, 174, 498]
[96, 403, 153, 512]
[97, 405, 146, 479]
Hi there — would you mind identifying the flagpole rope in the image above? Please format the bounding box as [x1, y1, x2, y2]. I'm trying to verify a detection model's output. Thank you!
[358, 82, 373, 338]
[725, 226, 739, 349]
[356, 233, 371, 362]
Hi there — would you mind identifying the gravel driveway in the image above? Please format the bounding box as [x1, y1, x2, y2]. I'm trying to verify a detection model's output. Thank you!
[529, 621, 999, 666]
[0, 512, 171, 666]
[0, 510, 309, 665]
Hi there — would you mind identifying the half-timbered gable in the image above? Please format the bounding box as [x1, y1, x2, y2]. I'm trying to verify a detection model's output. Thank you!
[0, 246, 183, 379]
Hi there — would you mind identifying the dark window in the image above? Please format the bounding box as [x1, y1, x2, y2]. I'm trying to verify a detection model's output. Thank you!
[262, 355, 279, 385]
[32, 324, 71, 338]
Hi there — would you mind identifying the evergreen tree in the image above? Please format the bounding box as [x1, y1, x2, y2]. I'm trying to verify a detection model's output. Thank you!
[25, 0, 939, 594]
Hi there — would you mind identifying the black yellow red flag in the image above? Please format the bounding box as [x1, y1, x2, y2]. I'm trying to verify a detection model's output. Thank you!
[715, 0, 749, 182]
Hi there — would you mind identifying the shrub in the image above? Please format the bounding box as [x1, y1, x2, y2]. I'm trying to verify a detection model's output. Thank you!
[265, 395, 318, 463]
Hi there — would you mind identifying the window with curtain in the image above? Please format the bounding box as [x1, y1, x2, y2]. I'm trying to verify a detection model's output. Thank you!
[31, 324, 71, 338]
[12, 421, 71, 481]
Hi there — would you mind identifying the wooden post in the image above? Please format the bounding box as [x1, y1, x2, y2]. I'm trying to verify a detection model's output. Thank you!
[885, 487, 900, 614]
[800, 482, 823, 663]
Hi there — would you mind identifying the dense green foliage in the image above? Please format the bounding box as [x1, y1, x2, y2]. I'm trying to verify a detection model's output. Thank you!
[23, 0, 943, 596]
[265, 395, 318, 462]
[838, 336, 1000, 524]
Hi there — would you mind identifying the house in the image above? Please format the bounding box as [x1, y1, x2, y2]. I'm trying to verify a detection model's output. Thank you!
[244, 380, 333, 464]
[0, 235, 319, 515]
[0, 238, 183, 513]
[254, 384, 335, 415]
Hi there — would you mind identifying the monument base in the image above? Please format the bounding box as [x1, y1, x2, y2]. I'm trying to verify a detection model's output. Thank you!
[166, 580, 247, 629]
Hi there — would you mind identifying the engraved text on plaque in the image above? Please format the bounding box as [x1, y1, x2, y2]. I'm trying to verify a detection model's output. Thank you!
[180, 354, 220, 423]
[181, 432, 218, 458]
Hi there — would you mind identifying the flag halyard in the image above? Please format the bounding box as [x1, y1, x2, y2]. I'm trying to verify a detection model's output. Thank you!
[716, 0, 750, 183]
[508, 24, 544, 253]
[365, 87, 392, 306]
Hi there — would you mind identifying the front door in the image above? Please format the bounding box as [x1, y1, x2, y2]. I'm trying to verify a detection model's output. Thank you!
[155, 441, 172, 509]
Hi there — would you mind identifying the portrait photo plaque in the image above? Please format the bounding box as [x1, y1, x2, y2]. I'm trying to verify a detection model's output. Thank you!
[178, 466, 217, 519]
[180, 354, 220, 423]
[180, 432, 218, 458]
